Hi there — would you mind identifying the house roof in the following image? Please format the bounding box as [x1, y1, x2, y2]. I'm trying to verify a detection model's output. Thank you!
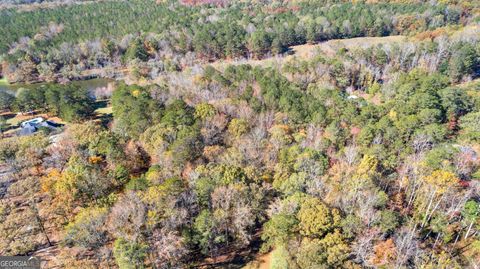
[18, 118, 60, 136]
[20, 117, 44, 128]
[19, 124, 37, 136]
[39, 121, 59, 128]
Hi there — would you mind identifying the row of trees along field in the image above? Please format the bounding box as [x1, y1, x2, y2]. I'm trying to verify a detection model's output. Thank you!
[1, 0, 478, 82]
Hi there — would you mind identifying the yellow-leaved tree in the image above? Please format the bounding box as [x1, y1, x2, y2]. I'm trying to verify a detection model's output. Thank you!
[418, 170, 459, 228]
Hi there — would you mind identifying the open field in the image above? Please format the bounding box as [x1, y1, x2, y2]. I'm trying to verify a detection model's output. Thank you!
[0, 77, 9, 86]
[211, 35, 408, 70]
[95, 106, 112, 115]
[289, 35, 407, 58]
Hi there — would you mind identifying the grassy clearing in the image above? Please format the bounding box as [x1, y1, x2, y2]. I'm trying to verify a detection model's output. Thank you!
[5, 113, 25, 127]
[94, 100, 113, 116]
[6, 117, 22, 127]
[93, 100, 113, 125]
[285, 35, 407, 60]
[0, 77, 9, 85]
[95, 106, 113, 115]
[211, 35, 408, 70]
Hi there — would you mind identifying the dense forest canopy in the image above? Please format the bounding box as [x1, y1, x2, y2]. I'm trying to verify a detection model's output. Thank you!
[1, 0, 479, 82]
[0, 0, 480, 268]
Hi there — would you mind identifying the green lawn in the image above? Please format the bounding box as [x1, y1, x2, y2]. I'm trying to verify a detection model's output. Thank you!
[0, 77, 9, 85]
[95, 106, 113, 115]
[6, 117, 21, 126]
[5, 113, 30, 127]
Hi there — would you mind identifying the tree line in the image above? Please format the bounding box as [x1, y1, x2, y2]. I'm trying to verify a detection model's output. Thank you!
[0, 84, 94, 122]
[1, 0, 472, 82]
